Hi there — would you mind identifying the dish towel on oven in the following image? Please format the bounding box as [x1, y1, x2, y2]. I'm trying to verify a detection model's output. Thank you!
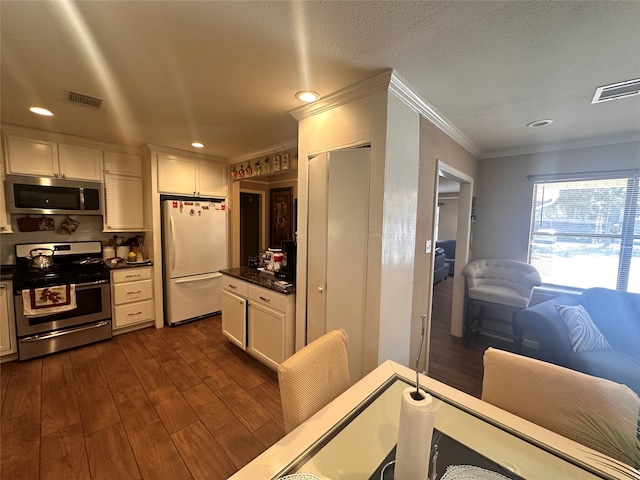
[22, 285, 77, 317]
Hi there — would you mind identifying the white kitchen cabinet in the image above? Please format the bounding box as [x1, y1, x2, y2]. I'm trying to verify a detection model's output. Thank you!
[57, 143, 103, 181]
[221, 273, 295, 371]
[4, 134, 102, 181]
[222, 288, 247, 349]
[111, 267, 154, 331]
[157, 153, 227, 197]
[104, 174, 145, 231]
[104, 151, 142, 177]
[0, 281, 17, 357]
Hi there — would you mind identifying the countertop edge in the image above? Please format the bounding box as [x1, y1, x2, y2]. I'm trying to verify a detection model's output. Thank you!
[220, 268, 295, 295]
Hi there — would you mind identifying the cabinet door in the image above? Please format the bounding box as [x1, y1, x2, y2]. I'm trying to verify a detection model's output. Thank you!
[104, 151, 142, 177]
[0, 283, 14, 354]
[58, 143, 103, 181]
[197, 161, 227, 197]
[248, 301, 285, 370]
[158, 154, 196, 194]
[5, 135, 59, 177]
[104, 174, 145, 231]
[222, 289, 247, 349]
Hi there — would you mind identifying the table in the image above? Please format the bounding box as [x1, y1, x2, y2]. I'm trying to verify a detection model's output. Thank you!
[230, 360, 635, 479]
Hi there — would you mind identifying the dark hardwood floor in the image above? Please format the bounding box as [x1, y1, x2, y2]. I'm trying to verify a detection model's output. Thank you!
[0, 316, 283, 480]
[428, 276, 487, 399]
[1, 279, 490, 479]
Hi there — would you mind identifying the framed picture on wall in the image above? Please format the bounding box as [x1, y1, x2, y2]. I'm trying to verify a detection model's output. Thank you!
[270, 187, 293, 248]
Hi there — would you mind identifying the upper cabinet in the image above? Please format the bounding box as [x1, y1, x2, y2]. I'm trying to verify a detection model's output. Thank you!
[103, 152, 145, 232]
[4, 134, 102, 181]
[104, 151, 143, 177]
[157, 153, 226, 197]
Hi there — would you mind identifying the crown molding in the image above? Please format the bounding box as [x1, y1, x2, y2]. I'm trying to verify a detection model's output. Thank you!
[479, 132, 640, 159]
[289, 70, 482, 158]
[229, 138, 298, 164]
[289, 70, 393, 121]
[388, 72, 481, 158]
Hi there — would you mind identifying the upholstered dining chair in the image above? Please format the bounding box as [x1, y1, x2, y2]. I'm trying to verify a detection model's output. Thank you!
[278, 329, 351, 434]
[482, 347, 640, 465]
[461, 259, 542, 350]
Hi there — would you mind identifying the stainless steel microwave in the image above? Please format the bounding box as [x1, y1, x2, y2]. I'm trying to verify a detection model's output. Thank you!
[5, 174, 103, 216]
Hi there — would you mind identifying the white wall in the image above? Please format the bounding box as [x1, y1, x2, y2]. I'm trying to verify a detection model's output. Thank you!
[473, 141, 640, 262]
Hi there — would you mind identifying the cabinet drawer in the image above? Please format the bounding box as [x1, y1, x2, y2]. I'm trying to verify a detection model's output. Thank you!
[114, 300, 153, 328]
[222, 276, 249, 297]
[112, 267, 152, 283]
[113, 279, 152, 305]
[249, 285, 285, 312]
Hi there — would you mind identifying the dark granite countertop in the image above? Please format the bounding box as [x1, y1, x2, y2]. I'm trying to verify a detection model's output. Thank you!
[220, 267, 295, 295]
[106, 259, 154, 270]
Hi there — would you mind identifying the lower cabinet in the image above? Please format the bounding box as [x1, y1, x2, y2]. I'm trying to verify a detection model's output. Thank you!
[221, 274, 295, 371]
[112, 267, 154, 331]
[0, 281, 17, 358]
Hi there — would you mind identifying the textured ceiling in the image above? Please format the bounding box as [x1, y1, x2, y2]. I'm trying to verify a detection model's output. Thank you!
[1, 1, 639, 159]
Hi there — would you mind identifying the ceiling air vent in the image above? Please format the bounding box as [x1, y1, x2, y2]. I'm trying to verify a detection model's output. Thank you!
[68, 91, 103, 108]
[591, 78, 640, 104]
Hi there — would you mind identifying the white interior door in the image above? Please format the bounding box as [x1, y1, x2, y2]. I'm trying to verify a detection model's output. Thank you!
[306, 148, 370, 381]
[307, 153, 328, 343]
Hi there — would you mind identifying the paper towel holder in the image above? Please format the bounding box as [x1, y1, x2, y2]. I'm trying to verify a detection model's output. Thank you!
[411, 314, 427, 401]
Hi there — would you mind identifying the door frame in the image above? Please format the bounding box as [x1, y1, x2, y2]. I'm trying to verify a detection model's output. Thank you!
[436, 160, 473, 337]
[239, 188, 267, 252]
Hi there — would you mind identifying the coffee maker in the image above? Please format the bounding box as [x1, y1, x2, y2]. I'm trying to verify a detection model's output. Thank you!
[275, 240, 296, 283]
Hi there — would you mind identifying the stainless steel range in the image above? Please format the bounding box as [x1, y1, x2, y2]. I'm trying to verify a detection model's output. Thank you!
[13, 241, 112, 361]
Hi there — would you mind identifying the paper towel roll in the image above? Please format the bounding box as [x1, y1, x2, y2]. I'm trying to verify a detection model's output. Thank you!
[394, 387, 435, 480]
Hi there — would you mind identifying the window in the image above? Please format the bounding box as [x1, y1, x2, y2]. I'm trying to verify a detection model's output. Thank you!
[528, 172, 639, 293]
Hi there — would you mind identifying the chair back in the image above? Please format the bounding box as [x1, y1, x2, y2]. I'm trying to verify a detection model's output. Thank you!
[462, 259, 542, 299]
[278, 329, 351, 434]
[482, 348, 640, 464]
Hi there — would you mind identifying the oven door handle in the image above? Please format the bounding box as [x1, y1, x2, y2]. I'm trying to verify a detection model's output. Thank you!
[75, 279, 110, 288]
[15, 279, 109, 294]
[19, 321, 110, 343]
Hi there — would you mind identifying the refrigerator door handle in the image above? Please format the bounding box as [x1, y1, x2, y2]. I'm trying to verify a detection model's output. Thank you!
[169, 215, 176, 270]
[174, 273, 221, 284]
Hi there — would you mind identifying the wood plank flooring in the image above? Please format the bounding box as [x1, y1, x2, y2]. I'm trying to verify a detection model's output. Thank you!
[428, 276, 487, 399]
[1, 279, 487, 479]
[1, 316, 283, 480]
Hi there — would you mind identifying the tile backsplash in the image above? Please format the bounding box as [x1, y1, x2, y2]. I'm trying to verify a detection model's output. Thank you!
[0, 215, 143, 264]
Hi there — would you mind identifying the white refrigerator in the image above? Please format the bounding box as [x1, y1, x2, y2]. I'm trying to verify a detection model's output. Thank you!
[162, 200, 227, 325]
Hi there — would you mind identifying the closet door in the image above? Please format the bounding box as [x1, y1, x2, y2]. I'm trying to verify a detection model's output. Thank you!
[306, 147, 370, 381]
[306, 153, 328, 342]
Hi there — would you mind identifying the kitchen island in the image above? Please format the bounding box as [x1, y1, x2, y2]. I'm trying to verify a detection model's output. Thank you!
[220, 268, 295, 371]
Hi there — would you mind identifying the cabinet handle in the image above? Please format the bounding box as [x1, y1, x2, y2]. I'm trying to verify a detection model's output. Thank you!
[127, 311, 142, 316]
[318, 287, 324, 293]
[0, 285, 6, 289]
[54, 172, 59, 178]
[259, 296, 271, 302]
[127, 290, 142, 295]
[228, 284, 237, 289]
[125, 274, 141, 278]
[0, 226, 6, 231]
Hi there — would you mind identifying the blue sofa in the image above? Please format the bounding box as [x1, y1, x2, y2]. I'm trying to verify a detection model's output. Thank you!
[517, 287, 640, 396]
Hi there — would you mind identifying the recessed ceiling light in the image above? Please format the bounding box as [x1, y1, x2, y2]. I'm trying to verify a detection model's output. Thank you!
[191, 142, 204, 148]
[295, 91, 319, 102]
[526, 119, 553, 128]
[29, 107, 54, 116]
